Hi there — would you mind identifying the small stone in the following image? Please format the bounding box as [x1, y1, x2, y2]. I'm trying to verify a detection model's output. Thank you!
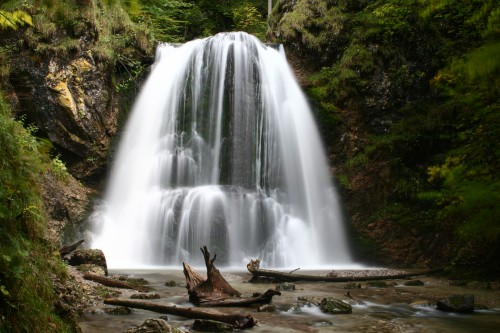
[192, 320, 234, 332]
[165, 280, 177, 287]
[319, 297, 352, 314]
[257, 304, 276, 312]
[404, 280, 424, 286]
[276, 282, 295, 291]
[436, 294, 474, 313]
[124, 318, 177, 333]
[104, 306, 131, 315]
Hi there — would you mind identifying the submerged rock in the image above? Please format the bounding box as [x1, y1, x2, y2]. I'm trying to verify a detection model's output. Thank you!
[436, 294, 474, 313]
[319, 297, 352, 314]
[104, 306, 131, 315]
[276, 282, 295, 291]
[404, 280, 424, 286]
[344, 282, 361, 289]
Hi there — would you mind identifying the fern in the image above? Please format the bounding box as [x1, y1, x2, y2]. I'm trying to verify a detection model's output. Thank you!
[0, 10, 32, 30]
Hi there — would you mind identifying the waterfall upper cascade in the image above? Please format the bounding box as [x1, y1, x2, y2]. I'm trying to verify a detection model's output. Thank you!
[90, 32, 352, 268]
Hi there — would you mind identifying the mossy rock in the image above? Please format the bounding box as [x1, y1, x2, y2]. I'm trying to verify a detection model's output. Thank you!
[319, 297, 352, 314]
[436, 294, 474, 313]
[69, 249, 108, 275]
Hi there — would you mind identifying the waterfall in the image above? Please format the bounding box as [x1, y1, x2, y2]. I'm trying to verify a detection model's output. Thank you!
[90, 32, 352, 268]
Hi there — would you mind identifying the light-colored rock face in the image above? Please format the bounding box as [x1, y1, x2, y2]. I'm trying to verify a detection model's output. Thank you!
[42, 55, 118, 179]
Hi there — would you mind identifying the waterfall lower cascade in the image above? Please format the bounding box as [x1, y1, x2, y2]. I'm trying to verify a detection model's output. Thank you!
[90, 32, 352, 268]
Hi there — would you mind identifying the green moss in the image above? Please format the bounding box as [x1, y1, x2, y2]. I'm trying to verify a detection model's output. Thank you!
[0, 94, 73, 332]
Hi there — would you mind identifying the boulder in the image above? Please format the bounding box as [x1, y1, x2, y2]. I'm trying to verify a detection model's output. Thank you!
[124, 318, 182, 333]
[319, 297, 352, 314]
[436, 294, 474, 313]
[104, 306, 131, 315]
[69, 249, 108, 275]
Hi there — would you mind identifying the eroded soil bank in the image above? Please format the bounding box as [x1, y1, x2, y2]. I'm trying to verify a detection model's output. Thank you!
[78, 269, 500, 333]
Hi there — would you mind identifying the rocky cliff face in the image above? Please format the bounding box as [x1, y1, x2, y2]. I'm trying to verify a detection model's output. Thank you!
[1, 4, 153, 244]
[9, 49, 121, 182]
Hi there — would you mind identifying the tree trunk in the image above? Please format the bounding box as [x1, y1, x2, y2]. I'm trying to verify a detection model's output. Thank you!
[247, 259, 430, 282]
[103, 298, 256, 329]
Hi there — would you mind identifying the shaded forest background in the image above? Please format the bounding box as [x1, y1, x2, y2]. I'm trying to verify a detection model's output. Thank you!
[0, 0, 498, 332]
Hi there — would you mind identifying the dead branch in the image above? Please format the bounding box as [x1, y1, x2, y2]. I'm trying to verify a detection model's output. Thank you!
[59, 239, 84, 258]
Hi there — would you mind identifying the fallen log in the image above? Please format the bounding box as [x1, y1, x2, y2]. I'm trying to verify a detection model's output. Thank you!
[59, 239, 84, 258]
[247, 259, 430, 282]
[103, 298, 256, 329]
[83, 273, 152, 292]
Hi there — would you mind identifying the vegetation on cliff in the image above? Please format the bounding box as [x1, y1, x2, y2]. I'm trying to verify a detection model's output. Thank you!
[271, 0, 499, 276]
[0, 95, 74, 332]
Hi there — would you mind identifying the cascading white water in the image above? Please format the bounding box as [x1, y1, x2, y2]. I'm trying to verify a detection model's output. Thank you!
[90, 32, 352, 268]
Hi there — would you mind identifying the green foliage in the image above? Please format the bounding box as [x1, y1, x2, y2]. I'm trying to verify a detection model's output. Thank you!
[273, 0, 500, 274]
[0, 94, 71, 332]
[0, 9, 32, 30]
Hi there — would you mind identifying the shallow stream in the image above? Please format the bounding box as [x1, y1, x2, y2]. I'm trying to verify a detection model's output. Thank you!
[78, 269, 500, 333]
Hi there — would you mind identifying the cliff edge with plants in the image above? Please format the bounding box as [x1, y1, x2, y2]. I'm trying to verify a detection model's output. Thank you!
[269, 0, 499, 276]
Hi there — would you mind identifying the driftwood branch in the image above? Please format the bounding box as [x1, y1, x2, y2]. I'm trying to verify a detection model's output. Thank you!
[183, 246, 240, 305]
[247, 259, 430, 282]
[83, 273, 152, 292]
[199, 289, 281, 307]
[103, 298, 256, 329]
[183, 247, 280, 307]
[59, 239, 84, 258]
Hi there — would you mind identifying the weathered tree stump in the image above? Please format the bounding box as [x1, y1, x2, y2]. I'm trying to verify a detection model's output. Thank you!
[183, 246, 280, 307]
[183, 246, 241, 305]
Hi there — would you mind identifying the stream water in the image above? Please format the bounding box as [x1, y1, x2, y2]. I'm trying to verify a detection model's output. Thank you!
[78, 269, 500, 333]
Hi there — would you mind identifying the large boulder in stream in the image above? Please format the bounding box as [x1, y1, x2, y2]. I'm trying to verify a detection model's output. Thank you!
[436, 294, 474, 313]
[68, 249, 108, 276]
[320, 297, 353, 314]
